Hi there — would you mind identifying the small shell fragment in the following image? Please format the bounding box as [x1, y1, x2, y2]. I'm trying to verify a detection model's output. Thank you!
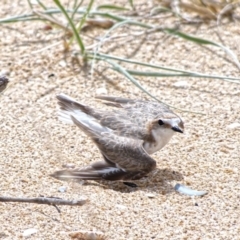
[115, 204, 127, 210]
[96, 87, 108, 95]
[227, 122, 240, 129]
[22, 228, 38, 237]
[62, 163, 75, 169]
[174, 183, 207, 196]
[146, 193, 156, 198]
[173, 80, 189, 88]
[58, 186, 67, 193]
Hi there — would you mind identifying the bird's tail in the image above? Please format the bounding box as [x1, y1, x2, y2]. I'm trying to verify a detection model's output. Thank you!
[51, 161, 125, 181]
[70, 110, 112, 140]
[57, 93, 100, 125]
[50, 168, 102, 180]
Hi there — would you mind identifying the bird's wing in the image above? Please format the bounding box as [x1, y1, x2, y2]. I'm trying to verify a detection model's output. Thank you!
[57, 93, 106, 123]
[57, 94, 150, 140]
[95, 96, 135, 104]
[96, 95, 172, 118]
[71, 114, 156, 175]
[57, 94, 176, 142]
[95, 96, 176, 139]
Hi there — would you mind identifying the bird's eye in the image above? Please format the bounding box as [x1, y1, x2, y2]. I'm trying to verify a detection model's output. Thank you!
[158, 119, 164, 125]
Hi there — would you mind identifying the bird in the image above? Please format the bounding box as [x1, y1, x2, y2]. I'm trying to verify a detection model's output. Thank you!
[56, 94, 184, 154]
[51, 93, 184, 184]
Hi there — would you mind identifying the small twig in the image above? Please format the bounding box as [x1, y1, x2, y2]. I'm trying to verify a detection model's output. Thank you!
[53, 204, 61, 213]
[0, 196, 87, 206]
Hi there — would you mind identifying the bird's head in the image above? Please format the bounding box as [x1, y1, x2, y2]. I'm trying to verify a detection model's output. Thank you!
[151, 113, 184, 134]
[144, 114, 184, 154]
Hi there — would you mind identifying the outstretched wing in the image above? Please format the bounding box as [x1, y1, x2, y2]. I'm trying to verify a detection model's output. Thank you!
[57, 94, 150, 140]
[57, 94, 176, 142]
[96, 95, 172, 118]
[95, 95, 175, 140]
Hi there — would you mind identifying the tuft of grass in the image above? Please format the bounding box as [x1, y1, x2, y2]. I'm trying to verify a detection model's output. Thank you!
[53, 0, 86, 55]
[1, 0, 240, 113]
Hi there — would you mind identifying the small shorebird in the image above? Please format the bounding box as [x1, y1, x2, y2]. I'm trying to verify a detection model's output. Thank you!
[51, 94, 184, 183]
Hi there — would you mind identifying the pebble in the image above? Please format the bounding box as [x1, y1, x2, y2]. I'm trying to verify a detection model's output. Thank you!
[62, 163, 75, 169]
[115, 204, 127, 210]
[227, 122, 240, 129]
[173, 81, 189, 88]
[96, 87, 108, 95]
[59, 60, 67, 68]
[58, 186, 67, 193]
[146, 193, 156, 198]
[22, 228, 38, 237]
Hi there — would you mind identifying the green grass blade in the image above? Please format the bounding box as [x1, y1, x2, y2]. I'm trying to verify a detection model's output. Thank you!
[71, 0, 84, 19]
[91, 52, 240, 82]
[165, 29, 240, 69]
[68, 0, 94, 48]
[128, 0, 134, 9]
[0, 13, 46, 23]
[76, 0, 94, 32]
[53, 0, 85, 55]
[36, 0, 48, 10]
[90, 56, 205, 113]
[26, 0, 34, 10]
[105, 59, 164, 104]
[126, 69, 240, 82]
[97, 4, 129, 11]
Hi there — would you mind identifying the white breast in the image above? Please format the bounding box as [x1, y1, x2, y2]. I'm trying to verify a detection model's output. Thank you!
[144, 128, 175, 154]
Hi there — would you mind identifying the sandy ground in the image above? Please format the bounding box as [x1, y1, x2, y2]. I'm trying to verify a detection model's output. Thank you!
[0, 1, 240, 239]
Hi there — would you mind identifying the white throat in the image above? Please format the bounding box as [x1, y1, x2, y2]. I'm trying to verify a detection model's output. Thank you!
[144, 128, 175, 154]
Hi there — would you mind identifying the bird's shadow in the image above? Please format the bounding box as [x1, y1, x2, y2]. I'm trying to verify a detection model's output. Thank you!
[80, 168, 184, 194]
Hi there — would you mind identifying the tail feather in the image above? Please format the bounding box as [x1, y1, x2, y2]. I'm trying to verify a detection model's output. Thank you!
[57, 93, 102, 122]
[57, 93, 89, 113]
[50, 169, 102, 180]
[51, 166, 126, 181]
[70, 114, 111, 139]
[58, 109, 95, 125]
[57, 93, 97, 125]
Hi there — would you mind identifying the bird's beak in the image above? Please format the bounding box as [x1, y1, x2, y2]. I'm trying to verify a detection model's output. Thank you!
[172, 126, 183, 133]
